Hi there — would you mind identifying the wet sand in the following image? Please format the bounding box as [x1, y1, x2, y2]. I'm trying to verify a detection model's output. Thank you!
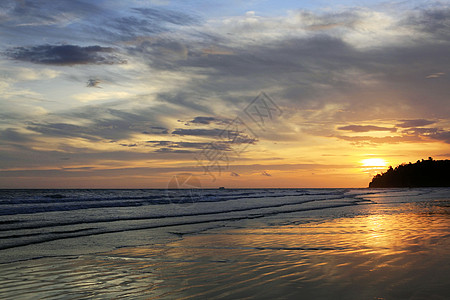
[1, 200, 449, 299]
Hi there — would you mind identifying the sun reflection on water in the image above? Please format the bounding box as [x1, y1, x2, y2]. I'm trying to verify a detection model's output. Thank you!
[1, 201, 448, 299]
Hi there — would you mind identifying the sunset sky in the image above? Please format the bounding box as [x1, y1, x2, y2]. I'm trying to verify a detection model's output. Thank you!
[0, 0, 449, 188]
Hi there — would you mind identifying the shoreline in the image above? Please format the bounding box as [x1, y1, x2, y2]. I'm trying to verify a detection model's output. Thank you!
[1, 188, 449, 299]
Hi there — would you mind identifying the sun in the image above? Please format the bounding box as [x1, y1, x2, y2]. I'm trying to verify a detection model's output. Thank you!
[361, 158, 388, 168]
[360, 158, 388, 177]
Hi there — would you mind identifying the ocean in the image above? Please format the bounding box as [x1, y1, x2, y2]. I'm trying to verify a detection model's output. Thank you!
[0, 188, 449, 299]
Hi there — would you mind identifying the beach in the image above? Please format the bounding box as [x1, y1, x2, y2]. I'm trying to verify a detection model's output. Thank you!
[0, 188, 449, 299]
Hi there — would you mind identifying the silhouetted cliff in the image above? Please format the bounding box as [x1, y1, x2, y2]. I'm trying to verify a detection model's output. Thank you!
[369, 158, 450, 188]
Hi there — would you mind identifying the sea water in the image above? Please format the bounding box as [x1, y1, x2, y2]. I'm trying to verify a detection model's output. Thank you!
[0, 188, 449, 299]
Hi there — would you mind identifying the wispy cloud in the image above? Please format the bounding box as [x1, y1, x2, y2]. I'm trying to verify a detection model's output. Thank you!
[338, 125, 396, 132]
[426, 72, 445, 78]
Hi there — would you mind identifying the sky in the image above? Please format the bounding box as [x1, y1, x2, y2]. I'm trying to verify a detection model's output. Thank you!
[0, 0, 449, 188]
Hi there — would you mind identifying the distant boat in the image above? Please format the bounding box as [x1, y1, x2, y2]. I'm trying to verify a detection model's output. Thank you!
[218, 187, 225, 190]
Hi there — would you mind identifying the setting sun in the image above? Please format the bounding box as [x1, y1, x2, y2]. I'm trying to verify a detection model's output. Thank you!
[360, 158, 389, 177]
[361, 158, 388, 167]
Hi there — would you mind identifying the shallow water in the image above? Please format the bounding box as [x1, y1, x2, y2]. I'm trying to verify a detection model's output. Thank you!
[0, 188, 449, 299]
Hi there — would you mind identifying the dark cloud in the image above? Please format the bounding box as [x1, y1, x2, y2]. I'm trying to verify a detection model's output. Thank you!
[401, 127, 439, 135]
[146, 140, 171, 146]
[171, 128, 225, 137]
[404, 7, 450, 39]
[396, 119, 436, 128]
[6, 45, 126, 65]
[178, 141, 227, 149]
[0, 128, 33, 144]
[428, 130, 450, 144]
[337, 125, 397, 132]
[400, 127, 450, 144]
[119, 143, 137, 147]
[147, 140, 230, 151]
[179, 116, 232, 127]
[170, 128, 258, 146]
[188, 116, 224, 125]
[86, 79, 101, 88]
[26, 122, 100, 140]
[141, 127, 169, 135]
[155, 148, 195, 154]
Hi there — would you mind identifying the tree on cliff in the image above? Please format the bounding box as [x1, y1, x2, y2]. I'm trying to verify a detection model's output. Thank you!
[369, 157, 450, 188]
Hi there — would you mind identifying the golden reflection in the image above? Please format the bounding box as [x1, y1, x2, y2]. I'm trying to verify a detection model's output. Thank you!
[207, 208, 449, 257]
[135, 205, 447, 299]
[5, 203, 447, 300]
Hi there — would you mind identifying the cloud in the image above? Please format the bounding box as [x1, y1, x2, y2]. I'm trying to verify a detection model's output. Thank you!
[334, 135, 422, 145]
[126, 4, 450, 121]
[0, 66, 60, 81]
[0, 128, 33, 144]
[154, 148, 195, 154]
[337, 125, 396, 132]
[261, 171, 271, 176]
[404, 7, 450, 39]
[6, 45, 126, 65]
[334, 124, 450, 145]
[0, 0, 101, 27]
[86, 79, 101, 88]
[396, 119, 436, 128]
[426, 72, 445, 79]
[189, 116, 217, 125]
[428, 130, 450, 144]
[26, 122, 102, 141]
[401, 127, 439, 135]
[170, 128, 258, 147]
[24, 106, 170, 143]
[171, 128, 226, 137]
[119, 143, 137, 147]
[102, 6, 200, 42]
[132, 7, 199, 26]
[402, 127, 450, 143]
[72, 91, 132, 102]
[142, 127, 169, 135]
[185, 116, 230, 125]
[147, 140, 231, 152]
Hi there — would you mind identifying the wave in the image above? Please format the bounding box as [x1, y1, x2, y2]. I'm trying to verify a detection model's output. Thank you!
[0, 200, 361, 251]
[1, 188, 445, 254]
[0, 189, 350, 216]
